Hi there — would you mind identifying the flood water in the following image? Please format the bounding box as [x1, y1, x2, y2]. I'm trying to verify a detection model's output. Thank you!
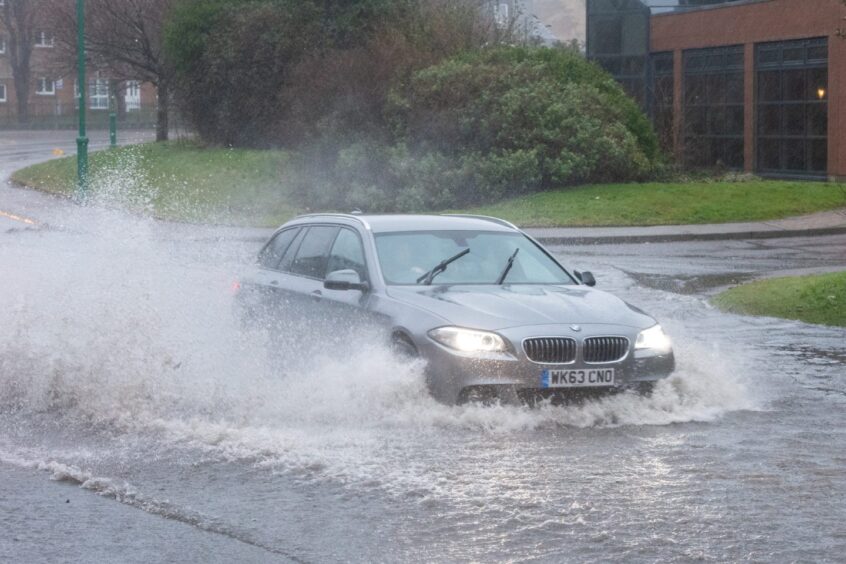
[1, 194, 845, 562]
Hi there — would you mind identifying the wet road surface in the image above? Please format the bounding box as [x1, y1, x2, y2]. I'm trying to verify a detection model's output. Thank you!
[2, 134, 846, 562]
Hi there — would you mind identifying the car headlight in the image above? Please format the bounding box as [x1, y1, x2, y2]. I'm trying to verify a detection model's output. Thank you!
[428, 327, 508, 353]
[635, 324, 672, 353]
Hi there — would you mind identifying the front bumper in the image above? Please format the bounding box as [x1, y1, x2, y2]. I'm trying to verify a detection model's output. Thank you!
[420, 324, 675, 404]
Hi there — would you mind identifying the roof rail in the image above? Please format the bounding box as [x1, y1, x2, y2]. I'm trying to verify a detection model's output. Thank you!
[293, 212, 371, 230]
[441, 214, 520, 231]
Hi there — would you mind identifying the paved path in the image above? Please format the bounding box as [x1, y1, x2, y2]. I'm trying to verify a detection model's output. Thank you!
[523, 207, 846, 245]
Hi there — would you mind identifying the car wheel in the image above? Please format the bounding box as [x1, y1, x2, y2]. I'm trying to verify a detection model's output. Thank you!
[391, 333, 418, 359]
[634, 381, 655, 396]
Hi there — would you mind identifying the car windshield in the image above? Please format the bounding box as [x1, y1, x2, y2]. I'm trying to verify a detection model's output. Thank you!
[374, 230, 577, 285]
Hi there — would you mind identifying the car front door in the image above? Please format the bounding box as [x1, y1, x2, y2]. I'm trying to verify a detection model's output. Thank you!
[321, 227, 375, 328]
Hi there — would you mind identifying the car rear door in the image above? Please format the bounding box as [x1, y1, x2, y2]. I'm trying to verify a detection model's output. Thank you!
[239, 226, 302, 323]
[280, 224, 341, 326]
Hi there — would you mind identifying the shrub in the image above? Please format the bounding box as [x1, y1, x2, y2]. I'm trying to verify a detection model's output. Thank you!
[167, 3, 662, 212]
[385, 46, 660, 204]
[289, 46, 663, 213]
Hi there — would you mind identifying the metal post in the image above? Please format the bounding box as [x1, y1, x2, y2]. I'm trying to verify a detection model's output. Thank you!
[76, 0, 88, 200]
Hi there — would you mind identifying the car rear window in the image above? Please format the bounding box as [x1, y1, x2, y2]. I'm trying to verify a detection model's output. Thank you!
[258, 228, 300, 269]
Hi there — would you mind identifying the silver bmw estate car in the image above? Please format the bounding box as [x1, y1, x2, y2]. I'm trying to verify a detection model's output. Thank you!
[237, 214, 674, 404]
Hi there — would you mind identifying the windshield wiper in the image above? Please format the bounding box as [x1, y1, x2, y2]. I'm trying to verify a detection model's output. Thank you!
[496, 248, 520, 285]
[417, 248, 471, 285]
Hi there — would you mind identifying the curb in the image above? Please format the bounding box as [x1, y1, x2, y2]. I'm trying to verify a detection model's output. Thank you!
[530, 225, 846, 246]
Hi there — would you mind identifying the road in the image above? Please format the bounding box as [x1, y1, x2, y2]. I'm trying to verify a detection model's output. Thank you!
[1, 132, 845, 562]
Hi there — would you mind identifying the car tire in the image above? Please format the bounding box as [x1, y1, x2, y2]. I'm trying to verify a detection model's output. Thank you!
[634, 381, 655, 396]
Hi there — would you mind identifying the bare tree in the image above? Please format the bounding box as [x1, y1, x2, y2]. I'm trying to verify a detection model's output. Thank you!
[50, 0, 176, 141]
[1, 0, 45, 125]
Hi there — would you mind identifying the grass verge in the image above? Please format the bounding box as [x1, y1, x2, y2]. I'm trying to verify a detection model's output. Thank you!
[12, 141, 846, 227]
[459, 181, 846, 227]
[712, 271, 846, 327]
[11, 140, 298, 226]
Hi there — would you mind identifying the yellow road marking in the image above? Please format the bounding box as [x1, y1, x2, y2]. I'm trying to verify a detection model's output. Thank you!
[0, 210, 38, 226]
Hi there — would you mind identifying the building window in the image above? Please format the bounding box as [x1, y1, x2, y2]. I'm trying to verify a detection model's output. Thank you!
[89, 78, 109, 109]
[587, 0, 651, 108]
[682, 45, 745, 169]
[36, 77, 55, 95]
[34, 31, 54, 48]
[0, 36, 6, 55]
[125, 80, 141, 110]
[493, 2, 510, 28]
[651, 51, 674, 153]
[0, 83, 6, 103]
[756, 37, 828, 177]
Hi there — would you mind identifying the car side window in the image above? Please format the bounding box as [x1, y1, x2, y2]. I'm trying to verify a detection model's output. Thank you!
[278, 228, 306, 273]
[289, 226, 340, 279]
[326, 228, 367, 280]
[258, 228, 300, 270]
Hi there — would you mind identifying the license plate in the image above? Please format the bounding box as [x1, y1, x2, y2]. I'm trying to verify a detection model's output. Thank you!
[541, 368, 615, 388]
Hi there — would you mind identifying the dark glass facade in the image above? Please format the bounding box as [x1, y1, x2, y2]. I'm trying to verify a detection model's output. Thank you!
[756, 38, 828, 177]
[587, 1, 838, 178]
[683, 46, 745, 168]
[586, 0, 651, 107]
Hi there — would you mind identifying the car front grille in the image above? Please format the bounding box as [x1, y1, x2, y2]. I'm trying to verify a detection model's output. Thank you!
[523, 337, 577, 364]
[583, 337, 630, 363]
[523, 336, 630, 364]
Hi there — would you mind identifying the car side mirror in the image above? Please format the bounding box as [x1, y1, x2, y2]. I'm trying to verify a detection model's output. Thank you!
[324, 269, 369, 292]
[574, 270, 596, 287]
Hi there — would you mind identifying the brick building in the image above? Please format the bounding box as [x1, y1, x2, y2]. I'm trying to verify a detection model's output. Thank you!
[588, 0, 845, 180]
[0, 26, 157, 128]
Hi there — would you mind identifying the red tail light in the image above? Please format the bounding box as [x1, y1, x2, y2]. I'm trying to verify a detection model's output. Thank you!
[231, 280, 241, 295]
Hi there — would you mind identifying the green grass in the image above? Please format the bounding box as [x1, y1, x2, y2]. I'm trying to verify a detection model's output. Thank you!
[12, 141, 846, 227]
[458, 181, 846, 227]
[11, 140, 299, 226]
[712, 271, 846, 327]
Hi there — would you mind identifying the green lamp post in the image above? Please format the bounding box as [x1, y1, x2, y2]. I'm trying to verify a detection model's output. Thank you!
[76, 0, 88, 200]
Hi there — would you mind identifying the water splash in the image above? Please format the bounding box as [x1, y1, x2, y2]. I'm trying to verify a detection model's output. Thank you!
[0, 166, 756, 502]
